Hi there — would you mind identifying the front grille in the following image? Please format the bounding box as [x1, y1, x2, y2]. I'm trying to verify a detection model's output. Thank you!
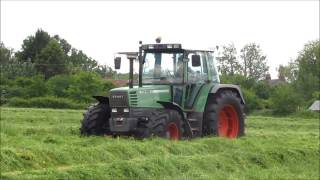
[129, 91, 138, 107]
[109, 91, 128, 107]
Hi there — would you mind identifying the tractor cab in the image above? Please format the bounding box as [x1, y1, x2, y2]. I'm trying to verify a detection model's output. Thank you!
[113, 43, 220, 110]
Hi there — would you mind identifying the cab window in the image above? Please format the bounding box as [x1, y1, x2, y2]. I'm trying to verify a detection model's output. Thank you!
[207, 52, 220, 83]
[187, 52, 209, 83]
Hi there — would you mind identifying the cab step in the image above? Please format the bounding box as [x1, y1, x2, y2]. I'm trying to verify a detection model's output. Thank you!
[187, 118, 198, 122]
[191, 127, 200, 132]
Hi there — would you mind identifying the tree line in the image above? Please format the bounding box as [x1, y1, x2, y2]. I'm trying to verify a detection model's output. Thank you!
[1, 29, 116, 79]
[0, 29, 319, 115]
[0, 29, 116, 108]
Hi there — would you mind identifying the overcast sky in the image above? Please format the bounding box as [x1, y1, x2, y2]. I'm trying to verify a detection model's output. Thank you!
[1, 1, 319, 78]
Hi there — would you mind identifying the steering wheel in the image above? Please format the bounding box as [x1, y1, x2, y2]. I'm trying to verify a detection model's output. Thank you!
[164, 70, 174, 78]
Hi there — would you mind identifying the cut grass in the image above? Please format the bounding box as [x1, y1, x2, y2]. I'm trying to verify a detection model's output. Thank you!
[0, 107, 319, 180]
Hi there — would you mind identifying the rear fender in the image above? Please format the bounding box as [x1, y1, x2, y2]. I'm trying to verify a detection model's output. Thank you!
[210, 84, 245, 104]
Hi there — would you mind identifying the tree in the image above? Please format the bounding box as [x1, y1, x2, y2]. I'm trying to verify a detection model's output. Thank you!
[0, 42, 37, 79]
[105, 66, 117, 78]
[35, 39, 68, 79]
[53, 35, 71, 55]
[68, 48, 99, 71]
[277, 65, 286, 81]
[295, 40, 320, 101]
[1, 60, 37, 79]
[0, 42, 14, 64]
[217, 43, 241, 76]
[240, 43, 269, 80]
[11, 29, 114, 78]
[276, 60, 298, 83]
[16, 29, 51, 62]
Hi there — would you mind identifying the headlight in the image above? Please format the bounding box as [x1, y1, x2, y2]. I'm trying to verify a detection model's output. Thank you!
[173, 44, 180, 48]
[123, 108, 129, 113]
[112, 108, 117, 112]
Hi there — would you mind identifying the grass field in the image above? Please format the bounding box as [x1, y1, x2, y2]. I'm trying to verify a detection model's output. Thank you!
[0, 107, 319, 180]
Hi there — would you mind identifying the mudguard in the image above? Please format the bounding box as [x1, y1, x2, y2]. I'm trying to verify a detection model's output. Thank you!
[93, 96, 109, 104]
[210, 84, 246, 104]
[157, 101, 193, 138]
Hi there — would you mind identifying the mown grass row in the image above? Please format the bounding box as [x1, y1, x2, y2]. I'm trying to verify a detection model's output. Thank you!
[0, 107, 319, 179]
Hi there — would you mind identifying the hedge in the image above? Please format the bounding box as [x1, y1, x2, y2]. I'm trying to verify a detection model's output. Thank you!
[6, 96, 86, 109]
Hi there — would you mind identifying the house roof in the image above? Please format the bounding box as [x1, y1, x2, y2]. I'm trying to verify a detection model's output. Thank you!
[309, 100, 320, 111]
[265, 79, 286, 87]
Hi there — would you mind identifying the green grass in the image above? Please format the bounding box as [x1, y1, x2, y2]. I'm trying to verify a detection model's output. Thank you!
[0, 107, 319, 180]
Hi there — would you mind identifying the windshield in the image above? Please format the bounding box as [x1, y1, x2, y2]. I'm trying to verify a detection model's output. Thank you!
[142, 52, 184, 84]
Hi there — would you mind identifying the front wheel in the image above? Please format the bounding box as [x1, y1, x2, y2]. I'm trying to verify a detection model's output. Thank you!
[204, 90, 245, 138]
[165, 111, 182, 140]
[140, 110, 183, 140]
[80, 103, 111, 136]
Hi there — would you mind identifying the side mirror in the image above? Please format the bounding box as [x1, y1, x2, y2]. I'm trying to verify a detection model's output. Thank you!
[114, 57, 121, 69]
[191, 55, 201, 67]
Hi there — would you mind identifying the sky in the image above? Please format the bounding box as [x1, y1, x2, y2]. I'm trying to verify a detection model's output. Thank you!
[1, 1, 319, 78]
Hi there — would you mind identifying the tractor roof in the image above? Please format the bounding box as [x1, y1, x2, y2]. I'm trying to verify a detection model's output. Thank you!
[142, 43, 214, 53]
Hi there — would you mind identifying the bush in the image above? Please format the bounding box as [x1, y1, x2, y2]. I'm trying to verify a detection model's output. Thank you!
[242, 88, 263, 113]
[5, 97, 30, 107]
[102, 80, 117, 95]
[270, 84, 301, 115]
[26, 75, 47, 97]
[7, 71, 116, 101]
[8, 75, 47, 98]
[65, 71, 109, 102]
[6, 96, 85, 109]
[45, 72, 116, 102]
[1, 72, 116, 108]
[46, 75, 73, 97]
[0, 84, 10, 105]
[220, 74, 256, 89]
[252, 81, 271, 99]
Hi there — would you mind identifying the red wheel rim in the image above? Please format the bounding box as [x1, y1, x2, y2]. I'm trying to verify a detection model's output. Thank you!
[218, 105, 239, 138]
[166, 122, 179, 140]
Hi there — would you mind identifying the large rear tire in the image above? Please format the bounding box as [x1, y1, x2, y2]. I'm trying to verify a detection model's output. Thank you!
[204, 90, 245, 138]
[80, 103, 111, 136]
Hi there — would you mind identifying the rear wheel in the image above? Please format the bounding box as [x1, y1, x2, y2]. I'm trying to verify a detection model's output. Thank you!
[80, 103, 111, 135]
[204, 90, 245, 138]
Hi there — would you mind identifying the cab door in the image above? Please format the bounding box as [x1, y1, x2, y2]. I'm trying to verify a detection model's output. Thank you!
[184, 52, 209, 109]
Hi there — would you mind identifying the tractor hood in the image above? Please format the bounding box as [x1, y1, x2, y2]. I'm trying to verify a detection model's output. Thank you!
[109, 85, 171, 108]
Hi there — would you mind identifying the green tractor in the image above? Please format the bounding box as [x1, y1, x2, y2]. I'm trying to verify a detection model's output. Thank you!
[80, 41, 245, 139]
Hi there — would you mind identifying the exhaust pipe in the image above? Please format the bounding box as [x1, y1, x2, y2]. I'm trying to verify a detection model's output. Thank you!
[128, 57, 134, 88]
[138, 41, 143, 87]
